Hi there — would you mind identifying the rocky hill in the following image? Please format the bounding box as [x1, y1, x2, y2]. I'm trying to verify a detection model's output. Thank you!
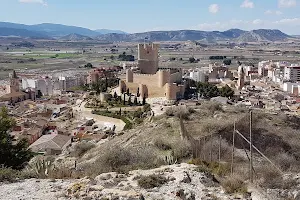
[94, 29, 291, 42]
[236, 29, 290, 43]
[0, 22, 291, 42]
[0, 27, 51, 39]
[59, 33, 93, 41]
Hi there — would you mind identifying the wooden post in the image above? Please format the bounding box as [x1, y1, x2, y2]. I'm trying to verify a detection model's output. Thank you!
[210, 134, 213, 162]
[219, 135, 221, 163]
[203, 137, 206, 161]
[199, 139, 201, 160]
[231, 121, 236, 175]
[249, 111, 253, 183]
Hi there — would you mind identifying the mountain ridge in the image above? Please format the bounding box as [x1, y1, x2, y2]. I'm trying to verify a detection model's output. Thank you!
[0, 22, 292, 42]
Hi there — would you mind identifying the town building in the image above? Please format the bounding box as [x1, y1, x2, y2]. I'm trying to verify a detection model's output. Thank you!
[189, 69, 207, 82]
[284, 64, 300, 82]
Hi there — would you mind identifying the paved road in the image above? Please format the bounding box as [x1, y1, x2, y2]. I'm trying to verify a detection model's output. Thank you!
[73, 100, 125, 132]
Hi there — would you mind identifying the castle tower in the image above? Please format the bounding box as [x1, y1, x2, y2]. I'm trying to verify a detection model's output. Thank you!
[126, 69, 133, 83]
[139, 84, 148, 99]
[237, 65, 245, 90]
[165, 83, 177, 100]
[9, 70, 20, 93]
[138, 43, 159, 74]
[158, 70, 171, 88]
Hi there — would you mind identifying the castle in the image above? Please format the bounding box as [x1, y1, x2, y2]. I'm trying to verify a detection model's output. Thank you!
[118, 43, 186, 102]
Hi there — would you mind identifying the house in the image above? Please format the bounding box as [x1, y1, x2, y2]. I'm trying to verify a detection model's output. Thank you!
[29, 134, 71, 155]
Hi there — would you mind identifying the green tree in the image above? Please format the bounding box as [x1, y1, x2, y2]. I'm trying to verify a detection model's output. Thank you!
[134, 96, 138, 105]
[197, 82, 220, 99]
[137, 87, 140, 97]
[223, 59, 232, 65]
[36, 90, 43, 98]
[220, 85, 234, 98]
[0, 107, 33, 169]
[142, 96, 146, 105]
[113, 91, 118, 99]
[189, 57, 196, 63]
[128, 96, 132, 106]
[123, 93, 126, 105]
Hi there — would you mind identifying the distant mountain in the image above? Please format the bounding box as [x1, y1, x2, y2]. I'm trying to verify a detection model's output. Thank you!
[236, 29, 290, 43]
[60, 33, 93, 41]
[0, 22, 126, 37]
[95, 29, 252, 42]
[0, 22, 292, 42]
[0, 27, 51, 39]
[222, 29, 246, 38]
[95, 29, 127, 34]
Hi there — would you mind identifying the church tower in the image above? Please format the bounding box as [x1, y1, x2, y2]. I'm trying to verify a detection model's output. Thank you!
[237, 65, 245, 90]
[9, 70, 20, 93]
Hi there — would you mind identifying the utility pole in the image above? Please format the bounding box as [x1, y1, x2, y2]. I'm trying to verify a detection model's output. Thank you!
[249, 111, 253, 183]
[231, 120, 236, 175]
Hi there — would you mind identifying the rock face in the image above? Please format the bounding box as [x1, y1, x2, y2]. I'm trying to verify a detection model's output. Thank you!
[0, 163, 282, 200]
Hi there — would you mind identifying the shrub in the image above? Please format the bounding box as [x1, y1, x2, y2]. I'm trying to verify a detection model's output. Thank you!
[274, 152, 296, 171]
[0, 168, 18, 182]
[165, 106, 191, 120]
[171, 139, 192, 161]
[221, 176, 247, 194]
[48, 167, 80, 179]
[83, 146, 162, 176]
[199, 101, 222, 113]
[154, 138, 172, 150]
[138, 174, 169, 189]
[72, 142, 96, 157]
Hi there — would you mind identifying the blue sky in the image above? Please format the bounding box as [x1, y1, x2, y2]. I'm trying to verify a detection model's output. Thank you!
[0, 0, 299, 34]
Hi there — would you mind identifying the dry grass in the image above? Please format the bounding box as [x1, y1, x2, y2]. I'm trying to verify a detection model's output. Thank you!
[221, 176, 248, 194]
[81, 146, 164, 176]
[71, 141, 96, 157]
[165, 106, 192, 120]
[137, 174, 169, 189]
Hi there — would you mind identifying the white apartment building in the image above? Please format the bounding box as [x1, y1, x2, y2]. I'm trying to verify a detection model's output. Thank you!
[284, 64, 300, 82]
[189, 69, 207, 82]
[22, 75, 83, 96]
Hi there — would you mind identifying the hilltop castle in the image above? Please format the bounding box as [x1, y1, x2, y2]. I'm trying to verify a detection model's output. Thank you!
[118, 43, 186, 103]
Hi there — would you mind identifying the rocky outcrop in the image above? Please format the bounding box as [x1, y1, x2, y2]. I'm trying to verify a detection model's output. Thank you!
[0, 163, 249, 200]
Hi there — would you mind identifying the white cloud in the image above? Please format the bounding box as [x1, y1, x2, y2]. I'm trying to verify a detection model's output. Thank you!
[265, 10, 283, 15]
[209, 4, 219, 14]
[278, 0, 297, 8]
[252, 19, 264, 25]
[274, 18, 300, 25]
[241, 0, 254, 8]
[19, 0, 47, 6]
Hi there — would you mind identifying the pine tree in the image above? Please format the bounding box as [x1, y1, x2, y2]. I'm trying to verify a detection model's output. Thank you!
[134, 96, 138, 105]
[0, 107, 33, 169]
[114, 91, 118, 99]
[128, 96, 132, 106]
[142, 95, 146, 105]
[123, 93, 126, 105]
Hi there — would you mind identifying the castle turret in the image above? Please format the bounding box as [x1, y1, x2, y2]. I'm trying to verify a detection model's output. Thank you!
[139, 84, 148, 99]
[158, 70, 170, 88]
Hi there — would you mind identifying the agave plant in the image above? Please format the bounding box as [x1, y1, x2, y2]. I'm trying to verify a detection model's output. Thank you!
[31, 158, 54, 178]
